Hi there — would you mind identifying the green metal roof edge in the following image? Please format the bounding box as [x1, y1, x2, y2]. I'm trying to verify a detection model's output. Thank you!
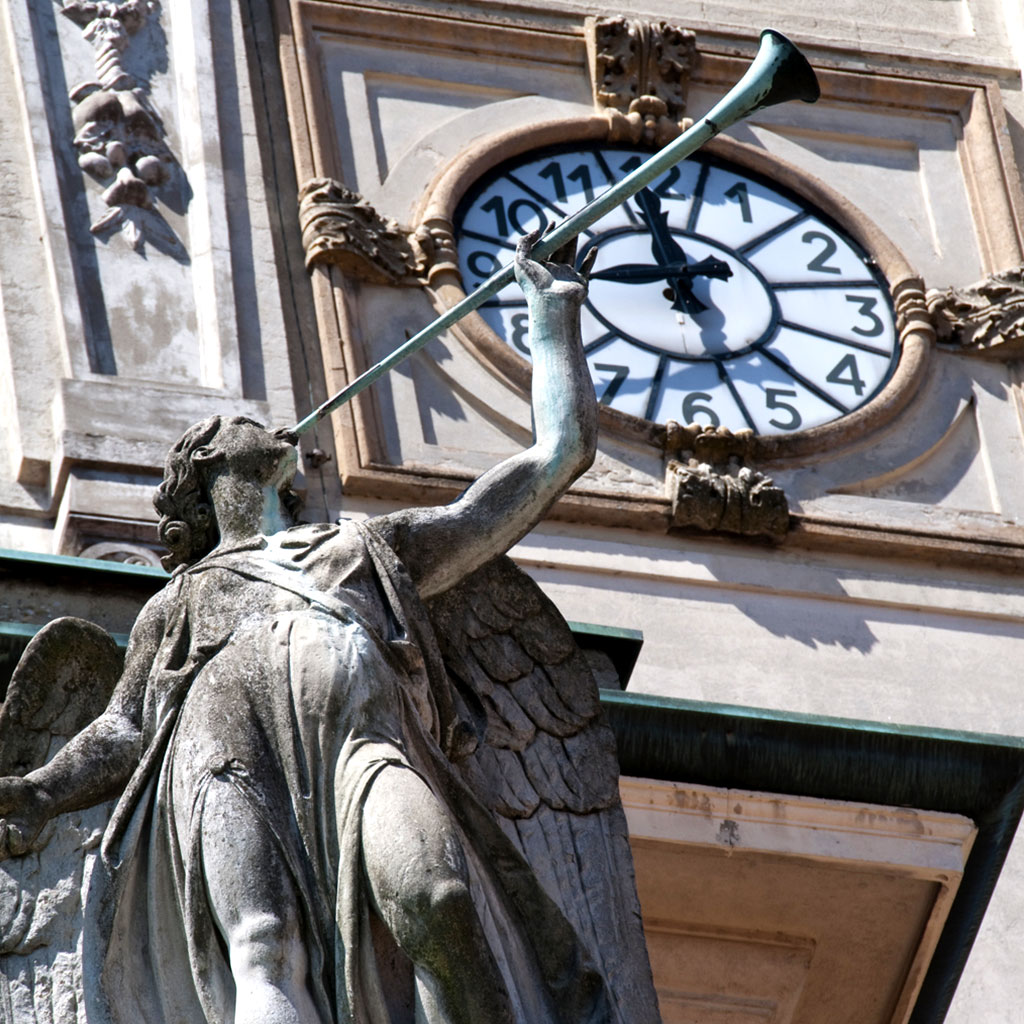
[599, 688, 1024, 752]
[567, 621, 644, 642]
[0, 547, 168, 579]
[598, 688, 1024, 1024]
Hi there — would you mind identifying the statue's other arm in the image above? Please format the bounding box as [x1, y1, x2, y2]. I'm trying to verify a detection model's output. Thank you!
[377, 233, 597, 601]
[0, 592, 167, 859]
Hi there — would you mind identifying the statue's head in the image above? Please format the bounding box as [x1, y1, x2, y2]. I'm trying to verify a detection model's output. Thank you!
[154, 416, 301, 570]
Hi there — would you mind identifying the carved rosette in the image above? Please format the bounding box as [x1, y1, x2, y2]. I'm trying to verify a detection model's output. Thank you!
[61, 0, 184, 254]
[665, 424, 790, 540]
[926, 265, 1024, 357]
[298, 178, 434, 285]
[586, 17, 699, 147]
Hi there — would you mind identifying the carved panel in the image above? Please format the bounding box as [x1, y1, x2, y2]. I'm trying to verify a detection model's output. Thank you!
[298, 177, 427, 284]
[61, 0, 184, 254]
[927, 266, 1024, 357]
[665, 428, 790, 541]
[586, 17, 698, 145]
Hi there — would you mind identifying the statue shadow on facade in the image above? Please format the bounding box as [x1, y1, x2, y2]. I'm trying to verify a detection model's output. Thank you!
[0, 236, 660, 1024]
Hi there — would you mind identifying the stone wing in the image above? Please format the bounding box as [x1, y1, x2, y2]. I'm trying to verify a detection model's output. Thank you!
[1, 618, 122, 1024]
[427, 557, 660, 1024]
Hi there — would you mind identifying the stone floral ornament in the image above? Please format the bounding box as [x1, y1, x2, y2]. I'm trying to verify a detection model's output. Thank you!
[926, 265, 1024, 358]
[299, 177, 448, 284]
[664, 422, 790, 540]
[585, 15, 699, 146]
[61, 0, 182, 254]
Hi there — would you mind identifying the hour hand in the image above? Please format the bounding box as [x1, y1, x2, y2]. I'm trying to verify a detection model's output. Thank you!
[633, 188, 711, 315]
[590, 257, 732, 285]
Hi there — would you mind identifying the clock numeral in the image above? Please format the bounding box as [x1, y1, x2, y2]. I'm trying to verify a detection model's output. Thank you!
[845, 295, 885, 337]
[539, 162, 567, 202]
[481, 194, 547, 237]
[467, 250, 500, 285]
[567, 164, 595, 203]
[765, 387, 803, 430]
[510, 313, 530, 355]
[620, 157, 682, 197]
[538, 161, 595, 204]
[724, 182, 753, 223]
[682, 391, 721, 428]
[825, 353, 867, 396]
[594, 363, 630, 405]
[802, 231, 842, 275]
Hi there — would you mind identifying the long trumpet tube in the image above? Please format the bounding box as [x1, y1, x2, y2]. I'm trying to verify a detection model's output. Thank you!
[292, 29, 819, 436]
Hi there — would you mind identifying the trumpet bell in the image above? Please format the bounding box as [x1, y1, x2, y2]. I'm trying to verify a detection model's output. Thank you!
[743, 29, 821, 114]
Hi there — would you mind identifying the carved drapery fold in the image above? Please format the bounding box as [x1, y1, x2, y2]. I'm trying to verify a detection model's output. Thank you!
[926, 266, 1024, 357]
[298, 178, 435, 285]
[586, 17, 698, 146]
[665, 425, 790, 540]
[61, 0, 184, 254]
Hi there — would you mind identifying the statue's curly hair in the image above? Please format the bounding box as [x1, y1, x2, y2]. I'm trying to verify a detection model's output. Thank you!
[153, 415, 303, 571]
[153, 416, 226, 571]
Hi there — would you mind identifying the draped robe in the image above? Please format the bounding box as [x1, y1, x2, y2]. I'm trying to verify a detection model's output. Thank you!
[85, 520, 607, 1024]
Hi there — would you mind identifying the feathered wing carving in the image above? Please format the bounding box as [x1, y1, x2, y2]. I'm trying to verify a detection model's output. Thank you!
[427, 557, 661, 1024]
[0, 619, 121, 1024]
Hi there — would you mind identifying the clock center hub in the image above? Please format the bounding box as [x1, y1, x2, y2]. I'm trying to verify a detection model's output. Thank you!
[580, 229, 776, 360]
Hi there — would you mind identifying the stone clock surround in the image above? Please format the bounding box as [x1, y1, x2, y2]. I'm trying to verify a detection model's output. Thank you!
[272, 0, 1024, 568]
[417, 121, 932, 462]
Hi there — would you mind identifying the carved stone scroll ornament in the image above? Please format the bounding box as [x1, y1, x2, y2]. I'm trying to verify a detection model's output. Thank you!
[665, 424, 790, 540]
[61, 0, 185, 255]
[586, 17, 699, 146]
[78, 540, 163, 567]
[926, 265, 1024, 357]
[298, 177, 438, 285]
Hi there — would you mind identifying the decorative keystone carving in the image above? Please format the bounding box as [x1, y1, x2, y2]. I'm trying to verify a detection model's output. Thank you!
[298, 178, 429, 285]
[586, 17, 699, 146]
[927, 265, 1024, 357]
[61, 0, 184, 255]
[665, 424, 789, 540]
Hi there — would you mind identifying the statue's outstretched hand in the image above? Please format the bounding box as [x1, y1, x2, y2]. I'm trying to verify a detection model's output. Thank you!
[514, 229, 597, 307]
[0, 776, 53, 860]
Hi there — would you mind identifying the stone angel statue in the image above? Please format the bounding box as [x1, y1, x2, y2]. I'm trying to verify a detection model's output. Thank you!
[0, 234, 661, 1024]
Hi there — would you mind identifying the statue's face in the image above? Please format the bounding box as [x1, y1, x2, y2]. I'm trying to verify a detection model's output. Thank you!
[209, 419, 298, 490]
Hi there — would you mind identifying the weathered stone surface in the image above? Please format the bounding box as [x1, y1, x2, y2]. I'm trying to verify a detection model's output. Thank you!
[0, 242, 658, 1024]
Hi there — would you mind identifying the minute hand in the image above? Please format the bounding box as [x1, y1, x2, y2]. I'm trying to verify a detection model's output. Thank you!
[590, 257, 733, 285]
[634, 188, 711, 315]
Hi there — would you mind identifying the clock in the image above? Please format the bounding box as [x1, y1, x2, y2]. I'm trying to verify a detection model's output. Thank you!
[454, 145, 899, 437]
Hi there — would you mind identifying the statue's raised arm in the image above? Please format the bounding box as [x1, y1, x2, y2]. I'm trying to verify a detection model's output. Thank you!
[375, 230, 599, 599]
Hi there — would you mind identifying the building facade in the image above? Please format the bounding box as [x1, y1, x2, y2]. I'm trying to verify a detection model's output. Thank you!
[3, 0, 1024, 1020]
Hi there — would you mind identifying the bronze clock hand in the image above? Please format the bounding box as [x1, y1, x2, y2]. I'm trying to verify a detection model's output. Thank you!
[626, 189, 733, 313]
[590, 256, 733, 285]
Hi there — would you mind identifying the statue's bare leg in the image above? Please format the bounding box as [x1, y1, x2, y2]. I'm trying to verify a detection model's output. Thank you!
[200, 779, 325, 1024]
[361, 766, 514, 1024]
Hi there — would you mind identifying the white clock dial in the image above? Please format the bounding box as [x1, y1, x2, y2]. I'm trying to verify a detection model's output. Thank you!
[456, 147, 899, 436]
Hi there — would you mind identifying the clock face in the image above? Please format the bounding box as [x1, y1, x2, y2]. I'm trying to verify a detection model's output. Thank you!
[455, 145, 899, 437]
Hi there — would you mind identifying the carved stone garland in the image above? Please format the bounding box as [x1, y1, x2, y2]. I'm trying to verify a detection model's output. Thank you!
[61, 0, 184, 254]
[926, 265, 1024, 357]
[586, 16, 699, 146]
[664, 424, 790, 541]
